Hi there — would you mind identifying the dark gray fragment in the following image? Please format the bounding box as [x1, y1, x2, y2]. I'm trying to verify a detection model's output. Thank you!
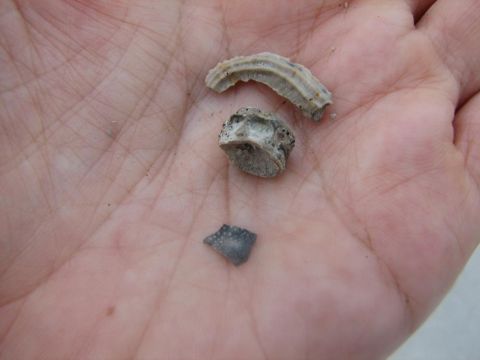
[203, 224, 257, 266]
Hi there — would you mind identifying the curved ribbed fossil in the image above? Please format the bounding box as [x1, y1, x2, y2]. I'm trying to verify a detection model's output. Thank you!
[205, 52, 332, 121]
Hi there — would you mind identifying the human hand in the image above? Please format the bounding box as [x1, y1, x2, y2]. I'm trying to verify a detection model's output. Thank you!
[1, 1, 479, 359]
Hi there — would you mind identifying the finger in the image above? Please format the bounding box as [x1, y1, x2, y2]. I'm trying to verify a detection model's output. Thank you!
[404, 0, 436, 22]
[416, 0, 480, 103]
[455, 91, 480, 189]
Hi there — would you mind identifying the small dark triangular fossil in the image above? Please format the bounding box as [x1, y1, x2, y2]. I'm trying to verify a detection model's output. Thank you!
[203, 224, 257, 266]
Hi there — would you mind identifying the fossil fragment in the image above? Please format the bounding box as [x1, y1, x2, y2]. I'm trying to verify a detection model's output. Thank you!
[203, 224, 257, 266]
[205, 52, 332, 121]
[219, 107, 295, 178]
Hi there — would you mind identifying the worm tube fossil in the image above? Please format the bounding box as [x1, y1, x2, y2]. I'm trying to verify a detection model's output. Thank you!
[205, 52, 332, 121]
[219, 107, 295, 178]
[203, 224, 257, 266]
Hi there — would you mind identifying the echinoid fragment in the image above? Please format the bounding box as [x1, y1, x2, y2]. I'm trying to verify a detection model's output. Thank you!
[203, 224, 257, 266]
[205, 52, 332, 121]
[219, 107, 295, 178]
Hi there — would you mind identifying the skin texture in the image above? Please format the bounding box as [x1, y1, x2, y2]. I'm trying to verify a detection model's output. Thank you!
[0, 0, 480, 359]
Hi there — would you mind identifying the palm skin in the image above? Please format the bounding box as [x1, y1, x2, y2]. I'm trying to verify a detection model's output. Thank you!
[1, 0, 480, 359]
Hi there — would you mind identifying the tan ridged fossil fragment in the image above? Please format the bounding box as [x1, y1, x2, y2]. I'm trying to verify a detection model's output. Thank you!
[219, 107, 295, 178]
[205, 52, 332, 121]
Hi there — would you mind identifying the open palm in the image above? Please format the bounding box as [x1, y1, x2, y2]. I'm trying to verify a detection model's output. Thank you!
[1, 1, 480, 359]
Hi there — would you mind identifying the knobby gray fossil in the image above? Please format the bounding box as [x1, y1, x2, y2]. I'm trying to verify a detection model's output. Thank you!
[205, 52, 332, 121]
[203, 224, 257, 266]
[219, 107, 295, 177]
